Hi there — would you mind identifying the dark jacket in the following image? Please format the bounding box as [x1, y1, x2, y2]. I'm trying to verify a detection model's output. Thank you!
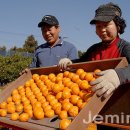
[73, 38, 130, 85]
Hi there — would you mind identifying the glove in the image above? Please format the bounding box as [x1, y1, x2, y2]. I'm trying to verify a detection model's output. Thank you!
[90, 69, 120, 98]
[58, 58, 72, 70]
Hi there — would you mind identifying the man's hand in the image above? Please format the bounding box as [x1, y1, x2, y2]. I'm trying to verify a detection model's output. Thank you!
[19, 68, 30, 76]
[90, 69, 120, 98]
[58, 58, 72, 70]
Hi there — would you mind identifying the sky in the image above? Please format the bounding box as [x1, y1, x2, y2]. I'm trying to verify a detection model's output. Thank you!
[0, 0, 130, 51]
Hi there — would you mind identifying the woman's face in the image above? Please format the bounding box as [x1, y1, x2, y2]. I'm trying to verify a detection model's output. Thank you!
[96, 20, 118, 42]
[41, 25, 60, 45]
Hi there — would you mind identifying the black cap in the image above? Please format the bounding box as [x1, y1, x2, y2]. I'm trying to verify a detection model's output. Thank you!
[38, 15, 59, 27]
[90, 2, 122, 24]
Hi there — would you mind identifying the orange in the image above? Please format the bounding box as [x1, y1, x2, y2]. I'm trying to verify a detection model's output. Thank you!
[30, 98, 37, 106]
[91, 77, 96, 82]
[52, 102, 61, 110]
[42, 101, 49, 109]
[15, 100, 21, 105]
[6, 96, 12, 103]
[61, 99, 70, 105]
[87, 123, 97, 130]
[37, 96, 46, 104]
[37, 81, 44, 89]
[32, 74, 39, 81]
[77, 99, 83, 108]
[76, 68, 84, 75]
[33, 108, 44, 120]
[44, 109, 54, 118]
[49, 99, 58, 107]
[83, 93, 93, 102]
[0, 102, 7, 109]
[68, 72, 75, 79]
[55, 76, 63, 83]
[62, 102, 73, 111]
[68, 106, 79, 117]
[11, 112, 19, 121]
[79, 90, 87, 99]
[19, 113, 29, 122]
[57, 72, 63, 78]
[42, 89, 49, 97]
[43, 105, 52, 112]
[79, 80, 89, 90]
[80, 102, 87, 110]
[56, 92, 62, 101]
[26, 109, 33, 118]
[48, 73, 56, 80]
[84, 72, 94, 82]
[59, 110, 68, 119]
[63, 71, 70, 77]
[24, 104, 32, 112]
[0, 109, 7, 117]
[23, 99, 30, 106]
[8, 102, 15, 106]
[11, 89, 19, 95]
[70, 95, 80, 105]
[7, 105, 16, 114]
[52, 84, 61, 94]
[59, 119, 71, 130]
[71, 83, 80, 95]
[17, 85, 24, 91]
[79, 72, 87, 80]
[62, 78, 71, 85]
[33, 101, 42, 108]
[93, 69, 101, 78]
[62, 89, 71, 99]
[16, 104, 23, 112]
[12, 94, 21, 102]
[55, 106, 62, 115]
[64, 81, 73, 88]
[46, 94, 55, 102]
[71, 74, 80, 83]
[25, 80, 31, 88]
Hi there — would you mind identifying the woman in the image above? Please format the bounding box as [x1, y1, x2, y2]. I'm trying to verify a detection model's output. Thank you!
[58, 2, 130, 130]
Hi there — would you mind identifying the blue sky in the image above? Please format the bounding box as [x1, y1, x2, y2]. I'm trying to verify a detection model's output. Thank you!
[0, 0, 130, 51]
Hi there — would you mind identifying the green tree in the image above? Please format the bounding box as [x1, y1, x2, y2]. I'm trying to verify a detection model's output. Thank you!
[0, 46, 6, 51]
[78, 50, 85, 58]
[23, 35, 38, 53]
[10, 46, 24, 52]
[0, 54, 32, 85]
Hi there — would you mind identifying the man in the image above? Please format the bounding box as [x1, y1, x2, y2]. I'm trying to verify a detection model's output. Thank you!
[30, 15, 78, 67]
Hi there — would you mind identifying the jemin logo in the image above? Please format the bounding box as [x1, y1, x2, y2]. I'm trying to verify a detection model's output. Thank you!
[83, 111, 130, 124]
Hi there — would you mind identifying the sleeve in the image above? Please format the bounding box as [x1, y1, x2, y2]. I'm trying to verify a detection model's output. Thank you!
[67, 43, 79, 60]
[115, 66, 130, 84]
[115, 40, 130, 84]
[122, 43, 130, 64]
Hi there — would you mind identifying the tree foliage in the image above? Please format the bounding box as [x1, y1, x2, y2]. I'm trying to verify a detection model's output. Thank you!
[78, 50, 85, 58]
[23, 35, 38, 53]
[0, 54, 32, 85]
[0, 46, 6, 51]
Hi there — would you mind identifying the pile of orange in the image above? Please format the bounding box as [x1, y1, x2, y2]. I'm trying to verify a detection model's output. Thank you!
[0, 68, 101, 130]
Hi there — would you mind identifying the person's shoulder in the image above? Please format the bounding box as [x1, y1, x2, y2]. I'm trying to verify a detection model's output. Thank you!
[62, 40, 76, 47]
[35, 43, 48, 50]
[118, 38, 130, 48]
[120, 38, 130, 44]
[87, 42, 101, 50]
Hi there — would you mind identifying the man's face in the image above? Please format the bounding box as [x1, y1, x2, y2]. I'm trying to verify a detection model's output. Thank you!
[95, 20, 118, 42]
[41, 25, 60, 45]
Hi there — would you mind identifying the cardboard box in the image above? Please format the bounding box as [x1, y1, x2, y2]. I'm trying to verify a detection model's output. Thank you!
[0, 57, 129, 130]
